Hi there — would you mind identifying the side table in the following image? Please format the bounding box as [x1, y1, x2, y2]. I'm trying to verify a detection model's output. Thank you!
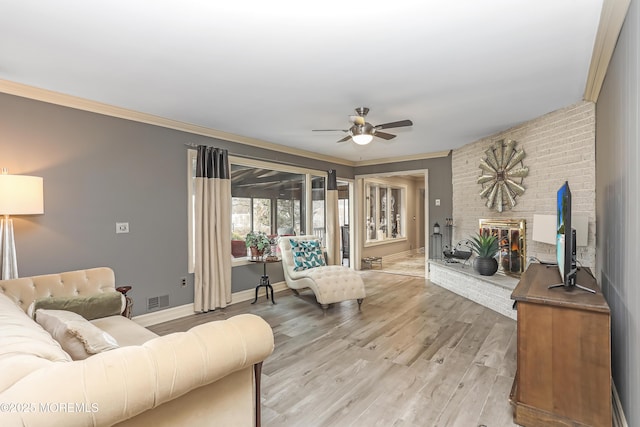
[116, 285, 133, 318]
[249, 258, 280, 304]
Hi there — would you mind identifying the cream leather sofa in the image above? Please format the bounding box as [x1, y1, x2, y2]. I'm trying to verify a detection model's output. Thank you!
[0, 267, 274, 427]
[279, 235, 366, 312]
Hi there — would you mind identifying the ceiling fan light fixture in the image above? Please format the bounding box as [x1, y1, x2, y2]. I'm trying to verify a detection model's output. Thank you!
[315, 107, 412, 144]
[352, 123, 374, 145]
[352, 133, 374, 145]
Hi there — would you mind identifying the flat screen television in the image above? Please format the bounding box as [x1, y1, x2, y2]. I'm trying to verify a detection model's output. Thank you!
[556, 181, 572, 285]
[549, 181, 595, 293]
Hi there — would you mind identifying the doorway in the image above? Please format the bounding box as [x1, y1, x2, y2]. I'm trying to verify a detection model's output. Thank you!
[354, 170, 428, 277]
[418, 188, 426, 250]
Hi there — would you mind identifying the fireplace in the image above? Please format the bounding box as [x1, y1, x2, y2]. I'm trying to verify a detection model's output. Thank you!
[479, 218, 526, 276]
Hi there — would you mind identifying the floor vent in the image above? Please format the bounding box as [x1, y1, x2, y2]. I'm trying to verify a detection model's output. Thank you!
[147, 295, 170, 311]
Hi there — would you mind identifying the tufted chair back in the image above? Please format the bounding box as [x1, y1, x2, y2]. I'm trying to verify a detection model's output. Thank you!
[279, 235, 322, 278]
[0, 267, 117, 314]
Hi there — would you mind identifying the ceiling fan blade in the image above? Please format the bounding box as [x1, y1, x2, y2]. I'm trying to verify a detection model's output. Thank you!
[375, 119, 413, 130]
[337, 135, 352, 143]
[374, 131, 396, 140]
[312, 129, 349, 132]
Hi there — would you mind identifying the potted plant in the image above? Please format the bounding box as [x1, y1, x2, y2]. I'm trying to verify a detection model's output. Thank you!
[245, 231, 271, 259]
[469, 233, 499, 276]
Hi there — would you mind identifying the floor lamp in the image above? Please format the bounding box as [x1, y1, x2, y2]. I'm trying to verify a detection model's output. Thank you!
[0, 169, 44, 280]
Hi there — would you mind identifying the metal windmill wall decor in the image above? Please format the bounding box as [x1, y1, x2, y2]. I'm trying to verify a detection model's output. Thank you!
[477, 139, 529, 212]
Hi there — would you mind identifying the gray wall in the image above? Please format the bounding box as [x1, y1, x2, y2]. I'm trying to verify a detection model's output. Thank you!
[595, 0, 639, 424]
[0, 93, 357, 315]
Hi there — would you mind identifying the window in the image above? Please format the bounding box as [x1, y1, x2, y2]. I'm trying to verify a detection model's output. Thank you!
[252, 198, 271, 233]
[231, 197, 251, 239]
[277, 199, 301, 235]
[231, 163, 306, 239]
[365, 181, 406, 244]
[338, 198, 349, 226]
[188, 150, 327, 268]
[367, 184, 377, 240]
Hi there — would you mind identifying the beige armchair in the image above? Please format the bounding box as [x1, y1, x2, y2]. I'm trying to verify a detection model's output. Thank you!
[279, 235, 366, 313]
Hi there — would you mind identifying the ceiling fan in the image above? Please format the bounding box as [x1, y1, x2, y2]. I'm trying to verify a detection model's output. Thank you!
[313, 107, 413, 145]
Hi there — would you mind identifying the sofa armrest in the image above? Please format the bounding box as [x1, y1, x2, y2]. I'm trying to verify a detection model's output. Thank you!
[0, 314, 274, 426]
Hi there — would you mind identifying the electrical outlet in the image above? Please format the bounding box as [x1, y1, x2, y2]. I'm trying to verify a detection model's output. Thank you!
[435, 199, 441, 206]
[180, 277, 187, 288]
[116, 222, 129, 234]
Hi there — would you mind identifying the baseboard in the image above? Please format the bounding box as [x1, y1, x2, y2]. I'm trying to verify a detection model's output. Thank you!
[612, 380, 628, 427]
[132, 281, 288, 327]
[132, 303, 195, 327]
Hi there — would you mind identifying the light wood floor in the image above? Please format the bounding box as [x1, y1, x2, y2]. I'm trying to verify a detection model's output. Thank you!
[149, 271, 519, 427]
[377, 252, 426, 277]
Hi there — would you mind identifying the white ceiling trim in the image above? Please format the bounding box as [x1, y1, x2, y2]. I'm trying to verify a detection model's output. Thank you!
[584, 0, 631, 102]
[354, 150, 451, 167]
[0, 78, 452, 167]
[0, 79, 357, 166]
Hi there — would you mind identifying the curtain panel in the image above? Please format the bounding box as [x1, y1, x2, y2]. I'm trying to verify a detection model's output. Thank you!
[194, 145, 232, 312]
[326, 169, 340, 265]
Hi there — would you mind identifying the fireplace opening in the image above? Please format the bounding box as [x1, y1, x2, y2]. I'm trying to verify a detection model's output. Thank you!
[479, 219, 526, 276]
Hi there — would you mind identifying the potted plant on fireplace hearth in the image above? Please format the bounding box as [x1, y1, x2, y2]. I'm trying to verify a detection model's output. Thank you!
[245, 231, 271, 260]
[469, 233, 499, 276]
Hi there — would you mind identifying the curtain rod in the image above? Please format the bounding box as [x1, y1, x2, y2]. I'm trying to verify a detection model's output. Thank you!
[184, 143, 332, 170]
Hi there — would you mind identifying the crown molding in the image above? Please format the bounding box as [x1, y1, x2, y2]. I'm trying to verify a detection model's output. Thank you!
[0, 79, 358, 167]
[0, 79, 450, 168]
[353, 150, 451, 167]
[583, 0, 631, 102]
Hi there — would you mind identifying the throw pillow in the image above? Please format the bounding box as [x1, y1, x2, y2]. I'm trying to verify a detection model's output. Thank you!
[30, 292, 123, 320]
[35, 309, 119, 360]
[290, 239, 326, 271]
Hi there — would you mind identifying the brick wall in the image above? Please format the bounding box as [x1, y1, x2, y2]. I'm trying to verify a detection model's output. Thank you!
[429, 261, 517, 320]
[452, 101, 596, 267]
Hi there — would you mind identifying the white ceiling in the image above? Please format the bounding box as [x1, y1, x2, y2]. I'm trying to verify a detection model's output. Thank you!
[0, 1, 604, 163]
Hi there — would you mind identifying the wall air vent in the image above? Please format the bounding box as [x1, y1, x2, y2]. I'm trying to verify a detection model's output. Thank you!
[147, 294, 170, 311]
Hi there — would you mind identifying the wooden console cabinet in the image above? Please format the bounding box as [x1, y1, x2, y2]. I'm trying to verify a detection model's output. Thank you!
[510, 264, 611, 427]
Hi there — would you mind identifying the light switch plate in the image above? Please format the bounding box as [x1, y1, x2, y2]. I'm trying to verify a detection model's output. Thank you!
[435, 199, 441, 206]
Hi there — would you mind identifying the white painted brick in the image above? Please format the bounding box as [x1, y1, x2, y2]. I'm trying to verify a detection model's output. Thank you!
[429, 261, 517, 320]
[451, 101, 596, 268]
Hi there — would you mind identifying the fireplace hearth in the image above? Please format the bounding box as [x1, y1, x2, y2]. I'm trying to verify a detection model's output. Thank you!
[479, 218, 526, 276]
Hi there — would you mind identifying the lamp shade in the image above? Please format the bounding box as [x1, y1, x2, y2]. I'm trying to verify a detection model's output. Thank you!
[0, 174, 44, 215]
